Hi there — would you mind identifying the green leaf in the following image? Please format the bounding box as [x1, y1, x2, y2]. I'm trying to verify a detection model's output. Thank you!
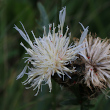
[37, 2, 49, 33]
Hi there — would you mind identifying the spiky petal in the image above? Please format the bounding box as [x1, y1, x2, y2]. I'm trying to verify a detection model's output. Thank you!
[15, 7, 89, 96]
[79, 33, 110, 89]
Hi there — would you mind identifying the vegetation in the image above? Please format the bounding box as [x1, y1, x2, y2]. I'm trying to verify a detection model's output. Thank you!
[1, 0, 110, 110]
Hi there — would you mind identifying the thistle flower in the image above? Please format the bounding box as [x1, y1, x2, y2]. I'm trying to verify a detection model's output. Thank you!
[79, 33, 110, 89]
[14, 7, 88, 96]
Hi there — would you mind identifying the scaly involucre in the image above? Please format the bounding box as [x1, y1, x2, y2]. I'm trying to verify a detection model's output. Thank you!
[79, 33, 110, 89]
[14, 7, 89, 96]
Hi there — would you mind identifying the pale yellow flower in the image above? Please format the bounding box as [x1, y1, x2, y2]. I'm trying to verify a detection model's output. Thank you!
[14, 7, 88, 96]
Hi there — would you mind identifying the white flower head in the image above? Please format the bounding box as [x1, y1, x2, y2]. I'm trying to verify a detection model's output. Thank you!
[14, 7, 89, 96]
[79, 33, 110, 89]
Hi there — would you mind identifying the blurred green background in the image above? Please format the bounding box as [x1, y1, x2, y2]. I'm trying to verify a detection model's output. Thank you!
[0, 0, 110, 110]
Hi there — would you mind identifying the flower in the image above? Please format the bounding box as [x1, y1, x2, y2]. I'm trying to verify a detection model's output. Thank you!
[79, 33, 110, 89]
[14, 7, 89, 96]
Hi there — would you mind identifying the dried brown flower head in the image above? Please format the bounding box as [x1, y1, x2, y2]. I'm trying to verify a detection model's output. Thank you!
[79, 33, 110, 90]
